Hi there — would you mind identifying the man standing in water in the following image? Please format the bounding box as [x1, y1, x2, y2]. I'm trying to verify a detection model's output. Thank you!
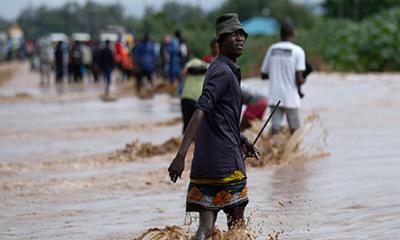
[260, 23, 306, 134]
[168, 13, 259, 239]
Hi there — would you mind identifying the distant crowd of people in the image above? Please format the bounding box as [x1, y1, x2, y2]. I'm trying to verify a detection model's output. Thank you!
[28, 30, 195, 95]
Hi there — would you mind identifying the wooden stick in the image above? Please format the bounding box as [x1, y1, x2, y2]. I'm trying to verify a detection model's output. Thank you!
[253, 100, 281, 144]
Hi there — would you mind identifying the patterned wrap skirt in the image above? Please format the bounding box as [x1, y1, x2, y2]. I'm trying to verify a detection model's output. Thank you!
[186, 178, 248, 212]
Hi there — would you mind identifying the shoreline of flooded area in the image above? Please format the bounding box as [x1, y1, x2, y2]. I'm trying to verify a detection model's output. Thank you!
[1, 63, 400, 239]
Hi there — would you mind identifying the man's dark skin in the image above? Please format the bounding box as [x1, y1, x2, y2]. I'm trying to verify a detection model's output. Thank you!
[261, 28, 305, 89]
[168, 29, 259, 240]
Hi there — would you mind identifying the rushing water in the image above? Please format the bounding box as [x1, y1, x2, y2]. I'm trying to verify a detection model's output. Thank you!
[1, 64, 399, 239]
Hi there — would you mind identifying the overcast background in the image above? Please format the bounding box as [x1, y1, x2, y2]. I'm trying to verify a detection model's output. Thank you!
[1, 0, 323, 20]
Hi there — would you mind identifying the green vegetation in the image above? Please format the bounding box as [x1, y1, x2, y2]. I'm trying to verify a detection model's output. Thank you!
[302, 7, 400, 72]
[323, 0, 400, 21]
[212, 0, 315, 27]
[17, 1, 130, 38]
[0, 17, 8, 31]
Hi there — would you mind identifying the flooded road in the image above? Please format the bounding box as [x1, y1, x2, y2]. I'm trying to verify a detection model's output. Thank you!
[1, 63, 399, 239]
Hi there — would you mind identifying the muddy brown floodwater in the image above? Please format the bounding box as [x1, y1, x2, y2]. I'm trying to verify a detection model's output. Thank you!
[1, 63, 399, 239]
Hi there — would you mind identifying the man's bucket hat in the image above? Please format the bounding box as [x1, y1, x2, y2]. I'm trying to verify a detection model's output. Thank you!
[215, 13, 248, 40]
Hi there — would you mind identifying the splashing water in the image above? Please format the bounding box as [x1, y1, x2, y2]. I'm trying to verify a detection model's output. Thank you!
[246, 111, 329, 167]
[134, 225, 258, 240]
[134, 226, 189, 240]
[133, 112, 328, 239]
[110, 137, 182, 162]
[135, 212, 265, 240]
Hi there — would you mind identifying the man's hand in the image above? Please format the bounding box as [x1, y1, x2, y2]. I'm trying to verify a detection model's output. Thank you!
[242, 138, 260, 160]
[167, 110, 205, 183]
[168, 152, 185, 183]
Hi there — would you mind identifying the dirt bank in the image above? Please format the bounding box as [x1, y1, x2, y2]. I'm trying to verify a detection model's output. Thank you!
[0, 62, 18, 85]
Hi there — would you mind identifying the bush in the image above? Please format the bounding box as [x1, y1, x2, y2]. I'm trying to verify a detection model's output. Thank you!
[358, 8, 400, 71]
[303, 7, 400, 72]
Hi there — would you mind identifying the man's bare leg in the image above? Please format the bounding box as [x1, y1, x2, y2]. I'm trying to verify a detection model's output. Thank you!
[225, 205, 246, 229]
[194, 210, 218, 240]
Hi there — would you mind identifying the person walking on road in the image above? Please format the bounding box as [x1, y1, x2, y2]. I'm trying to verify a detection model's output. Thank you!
[38, 41, 53, 84]
[54, 41, 64, 83]
[91, 41, 101, 82]
[133, 33, 156, 92]
[99, 40, 114, 95]
[168, 13, 260, 240]
[69, 41, 83, 82]
[168, 34, 182, 86]
[260, 23, 306, 134]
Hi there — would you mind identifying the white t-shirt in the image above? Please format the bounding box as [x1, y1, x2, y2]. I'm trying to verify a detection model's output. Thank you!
[260, 41, 305, 108]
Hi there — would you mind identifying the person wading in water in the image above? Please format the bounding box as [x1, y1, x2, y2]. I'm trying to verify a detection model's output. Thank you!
[168, 13, 260, 240]
[260, 23, 306, 134]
